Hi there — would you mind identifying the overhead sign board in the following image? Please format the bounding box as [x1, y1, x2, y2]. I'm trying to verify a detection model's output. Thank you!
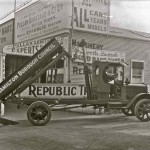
[72, 46, 125, 64]
[3, 36, 66, 56]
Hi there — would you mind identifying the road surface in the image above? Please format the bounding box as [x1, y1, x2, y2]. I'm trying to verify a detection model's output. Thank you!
[0, 106, 150, 150]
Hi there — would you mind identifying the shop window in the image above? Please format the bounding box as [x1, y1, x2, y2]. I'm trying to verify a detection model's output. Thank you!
[5, 55, 29, 77]
[46, 68, 64, 83]
[131, 60, 144, 83]
[46, 59, 64, 83]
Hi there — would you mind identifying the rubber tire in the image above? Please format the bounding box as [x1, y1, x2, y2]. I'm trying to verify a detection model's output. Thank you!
[135, 99, 150, 122]
[27, 101, 51, 126]
[122, 108, 135, 116]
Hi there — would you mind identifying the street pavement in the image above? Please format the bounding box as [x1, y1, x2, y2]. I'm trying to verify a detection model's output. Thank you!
[0, 103, 150, 150]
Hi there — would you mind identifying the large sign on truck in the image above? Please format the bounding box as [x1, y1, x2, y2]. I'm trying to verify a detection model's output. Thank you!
[21, 83, 86, 99]
[0, 38, 64, 100]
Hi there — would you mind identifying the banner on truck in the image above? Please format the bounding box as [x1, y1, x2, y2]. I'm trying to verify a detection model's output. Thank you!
[21, 83, 86, 99]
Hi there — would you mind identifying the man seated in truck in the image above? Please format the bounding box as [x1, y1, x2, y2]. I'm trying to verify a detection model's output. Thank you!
[103, 66, 117, 84]
[103, 66, 120, 98]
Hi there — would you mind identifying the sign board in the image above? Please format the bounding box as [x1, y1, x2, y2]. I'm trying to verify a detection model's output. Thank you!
[15, 0, 110, 43]
[3, 36, 66, 56]
[21, 83, 86, 99]
[71, 0, 110, 34]
[0, 19, 13, 52]
[15, 0, 68, 43]
[72, 46, 125, 64]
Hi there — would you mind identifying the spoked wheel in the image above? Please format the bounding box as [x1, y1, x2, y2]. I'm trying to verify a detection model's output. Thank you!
[121, 107, 135, 116]
[27, 101, 51, 126]
[135, 99, 150, 122]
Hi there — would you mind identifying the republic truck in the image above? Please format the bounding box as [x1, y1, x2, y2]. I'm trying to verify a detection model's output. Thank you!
[0, 38, 150, 126]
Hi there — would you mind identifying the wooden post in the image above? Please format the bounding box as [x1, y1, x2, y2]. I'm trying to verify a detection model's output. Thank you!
[79, 39, 92, 100]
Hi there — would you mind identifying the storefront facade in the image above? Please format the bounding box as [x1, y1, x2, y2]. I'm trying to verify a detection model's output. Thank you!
[71, 29, 150, 85]
[1, 0, 150, 110]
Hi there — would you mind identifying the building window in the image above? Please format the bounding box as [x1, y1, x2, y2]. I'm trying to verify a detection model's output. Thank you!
[46, 59, 64, 83]
[131, 60, 144, 84]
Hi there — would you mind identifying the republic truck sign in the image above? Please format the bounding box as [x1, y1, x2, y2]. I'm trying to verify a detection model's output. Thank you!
[21, 83, 86, 99]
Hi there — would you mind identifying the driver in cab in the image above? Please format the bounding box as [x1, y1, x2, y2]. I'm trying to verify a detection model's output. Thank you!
[103, 66, 117, 84]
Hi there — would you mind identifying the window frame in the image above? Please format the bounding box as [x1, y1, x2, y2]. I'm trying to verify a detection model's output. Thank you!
[131, 59, 144, 84]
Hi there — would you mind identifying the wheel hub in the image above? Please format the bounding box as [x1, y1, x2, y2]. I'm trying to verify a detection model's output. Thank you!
[36, 110, 43, 116]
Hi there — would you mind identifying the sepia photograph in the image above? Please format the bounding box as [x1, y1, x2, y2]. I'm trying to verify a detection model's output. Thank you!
[0, 0, 150, 149]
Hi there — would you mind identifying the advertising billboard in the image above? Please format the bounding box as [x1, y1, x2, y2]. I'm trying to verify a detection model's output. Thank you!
[71, 0, 110, 34]
[15, 0, 68, 43]
[15, 0, 110, 43]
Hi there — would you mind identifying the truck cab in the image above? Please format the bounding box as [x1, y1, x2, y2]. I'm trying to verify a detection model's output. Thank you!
[91, 61, 147, 100]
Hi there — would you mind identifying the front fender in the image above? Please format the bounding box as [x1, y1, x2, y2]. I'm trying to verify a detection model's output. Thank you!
[126, 93, 150, 108]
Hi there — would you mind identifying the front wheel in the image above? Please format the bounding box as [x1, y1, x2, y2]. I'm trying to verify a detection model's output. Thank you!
[135, 99, 150, 122]
[27, 101, 51, 126]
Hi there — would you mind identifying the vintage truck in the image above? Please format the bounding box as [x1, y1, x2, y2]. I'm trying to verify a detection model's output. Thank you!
[0, 38, 150, 126]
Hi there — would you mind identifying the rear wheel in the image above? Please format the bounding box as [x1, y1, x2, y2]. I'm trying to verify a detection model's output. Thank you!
[121, 108, 134, 116]
[27, 101, 51, 126]
[135, 99, 150, 122]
